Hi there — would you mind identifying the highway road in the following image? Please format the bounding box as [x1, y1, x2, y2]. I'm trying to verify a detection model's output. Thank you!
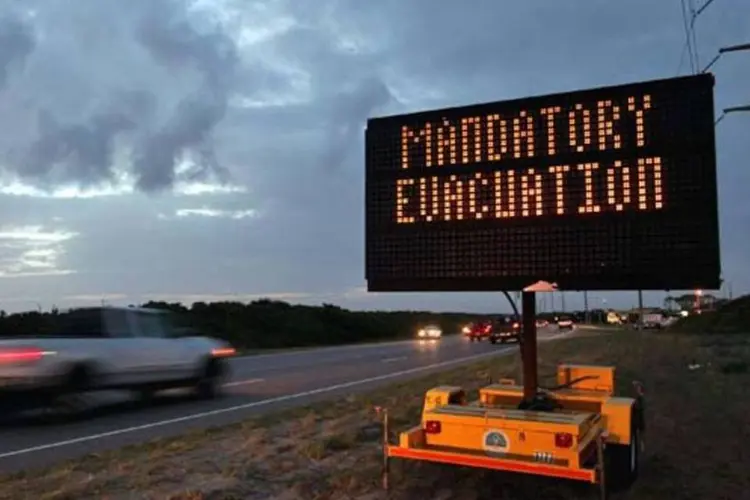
[0, 327, 568, 473]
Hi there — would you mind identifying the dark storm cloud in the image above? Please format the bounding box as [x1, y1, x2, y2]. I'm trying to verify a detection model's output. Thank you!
[320, 76, 395, 171]
[21, 96, 145, 186]
[0, 13, 34, 88]
[132, 0, 238, 191]
[0, 0, 242, 193]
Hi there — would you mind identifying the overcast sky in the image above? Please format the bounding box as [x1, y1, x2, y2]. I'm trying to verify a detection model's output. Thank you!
[0, 0, 746, 314]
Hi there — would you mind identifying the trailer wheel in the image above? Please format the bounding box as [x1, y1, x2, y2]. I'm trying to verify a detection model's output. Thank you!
[605, 407, 641, 492]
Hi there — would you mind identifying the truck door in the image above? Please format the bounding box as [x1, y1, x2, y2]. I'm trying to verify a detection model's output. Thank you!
[100, 307, 149, 386]
[126, 310, 191, 382]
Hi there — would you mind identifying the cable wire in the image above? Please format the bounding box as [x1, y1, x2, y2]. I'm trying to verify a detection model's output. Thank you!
[681, 0, 697, 73]
[689, 0, 701, 70]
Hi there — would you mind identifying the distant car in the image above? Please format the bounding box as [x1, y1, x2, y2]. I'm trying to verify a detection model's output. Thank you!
[489, 316, 521, 344]
[536, 319, 549, 328]
[418, 324, 442, 339]
[466, 320, 493, 341]
[557, 316, 575, 331]
[638, 313, 666, 330]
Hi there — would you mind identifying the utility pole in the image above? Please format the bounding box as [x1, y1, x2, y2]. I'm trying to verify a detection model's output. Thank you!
[637, 290, 644, 328]
[715, 105, 750, 126]
[702, 43, 750, 73]
[583, 291, 589, 323]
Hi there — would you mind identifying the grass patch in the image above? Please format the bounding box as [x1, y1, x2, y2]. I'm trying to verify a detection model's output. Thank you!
[2, 330, 749, 499]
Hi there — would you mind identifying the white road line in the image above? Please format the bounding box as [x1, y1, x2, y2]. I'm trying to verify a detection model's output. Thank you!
[0, 331, 572, 460]
[381, 356, 407, 363]
[236, 336, 446, 360]
[223, 378, 264, 388]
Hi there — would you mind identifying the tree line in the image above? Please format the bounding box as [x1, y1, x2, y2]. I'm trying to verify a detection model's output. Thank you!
[0, 300, 493, 350]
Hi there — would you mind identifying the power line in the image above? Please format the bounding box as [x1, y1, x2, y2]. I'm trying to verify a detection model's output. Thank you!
[680, 0, 696, 73]
[676, 39, 690, 75]
[689, 0, 701, 70]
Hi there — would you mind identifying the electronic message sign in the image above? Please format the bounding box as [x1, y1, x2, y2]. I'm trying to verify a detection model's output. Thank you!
[365, 74, 720, 292]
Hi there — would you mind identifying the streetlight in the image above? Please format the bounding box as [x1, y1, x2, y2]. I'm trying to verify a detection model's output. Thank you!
[702, 43, 750, 73]
[715, 105, 750, 125]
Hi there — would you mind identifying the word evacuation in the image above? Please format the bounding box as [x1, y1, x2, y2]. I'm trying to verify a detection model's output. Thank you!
[395, 157, 663, 224]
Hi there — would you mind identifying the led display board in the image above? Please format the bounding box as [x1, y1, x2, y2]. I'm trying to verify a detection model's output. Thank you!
[365, 74, 720, 292]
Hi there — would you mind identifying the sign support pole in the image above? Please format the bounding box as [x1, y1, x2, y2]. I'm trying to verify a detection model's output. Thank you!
[521, 291, 538, 403]
[584, 291, 589, 323]
[638, 290, 644, 327]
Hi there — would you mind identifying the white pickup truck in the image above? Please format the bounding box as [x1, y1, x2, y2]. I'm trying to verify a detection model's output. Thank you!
[0, 306, 235, 416]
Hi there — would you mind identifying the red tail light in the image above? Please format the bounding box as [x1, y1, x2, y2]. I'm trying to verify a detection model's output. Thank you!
[424, 420, 442, 434]
[211, 347, 236, 358]
[513, 323, 519, 329]
[554, 432, 574, 448]
[0, 346, 44, 365]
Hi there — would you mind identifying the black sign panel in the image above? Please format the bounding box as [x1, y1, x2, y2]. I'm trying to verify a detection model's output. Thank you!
[365, 74, 720, 292]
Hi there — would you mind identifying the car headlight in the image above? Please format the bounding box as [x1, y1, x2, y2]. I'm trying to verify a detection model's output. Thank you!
[462, 326, 470, 334]
[418, 329, 426, 337]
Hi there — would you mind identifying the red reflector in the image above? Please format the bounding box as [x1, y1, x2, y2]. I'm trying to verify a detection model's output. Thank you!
[0, 347, 44, 364]
[555, 432, 574, 448]
[424, 420, 442, 434]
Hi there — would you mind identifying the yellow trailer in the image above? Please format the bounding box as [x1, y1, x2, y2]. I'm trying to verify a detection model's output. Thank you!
[379, 292, 645, 499]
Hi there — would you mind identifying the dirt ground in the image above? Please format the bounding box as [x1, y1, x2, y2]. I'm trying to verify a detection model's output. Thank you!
[1, 329, 749, 500]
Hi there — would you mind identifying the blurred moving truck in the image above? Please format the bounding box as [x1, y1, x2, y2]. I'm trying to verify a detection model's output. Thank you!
[0, 306, 235, 417]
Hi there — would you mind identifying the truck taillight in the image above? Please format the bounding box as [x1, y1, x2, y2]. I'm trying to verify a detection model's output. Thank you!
[0, 346, 44, 365]
[211, 347, 236, 358]
[513, 323, 519, 329]
[424, 420, 442, 434]
[554, 432, 574, 448]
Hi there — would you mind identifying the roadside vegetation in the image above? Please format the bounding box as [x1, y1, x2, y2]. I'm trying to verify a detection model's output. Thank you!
[666, 294, 750, 335]
[0, 300, 486, 349]
[2, 329, 748, 499]
[0, 299, 602, 350]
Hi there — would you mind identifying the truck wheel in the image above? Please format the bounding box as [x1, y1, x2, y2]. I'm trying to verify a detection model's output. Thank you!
[46, 365, 91, 422]
[193, 359, 226, 400]
[136, 387, 157, 403]
[605, 408, 641, 492]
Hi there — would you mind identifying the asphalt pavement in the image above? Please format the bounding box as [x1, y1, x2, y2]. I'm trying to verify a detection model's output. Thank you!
[0, 327, 568, 473]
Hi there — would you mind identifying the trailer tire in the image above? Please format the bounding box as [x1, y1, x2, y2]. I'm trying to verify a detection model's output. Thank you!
[605, 407, 641, 492]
